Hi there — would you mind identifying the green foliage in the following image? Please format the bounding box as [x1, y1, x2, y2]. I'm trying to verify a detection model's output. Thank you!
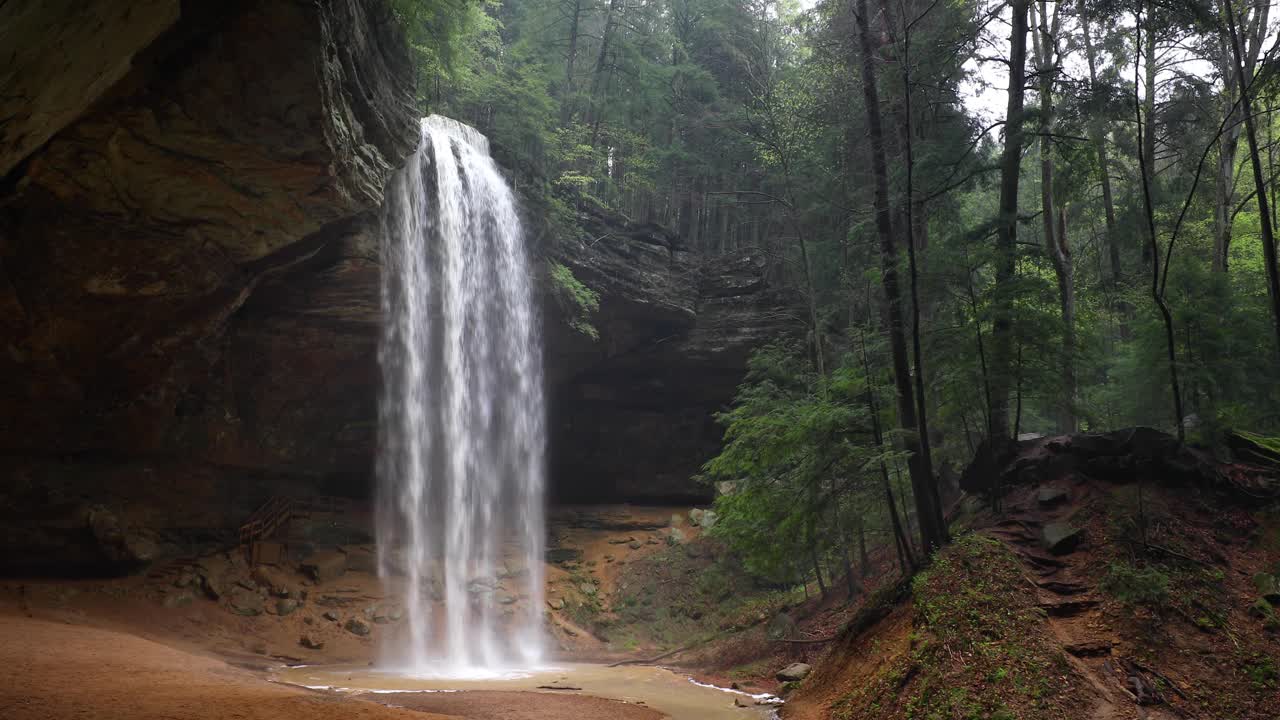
[1100, 561, 1171, 607]
[703, 344, 901, 586]
[548, 261, 600, 339]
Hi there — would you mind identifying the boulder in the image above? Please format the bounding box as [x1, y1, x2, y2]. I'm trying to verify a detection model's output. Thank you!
[299, 634, 325, 650]
[628, 540, 643, 550]
[775, 663, 811, 682]
[276, 598, 300, 617]
[344, 617, 371, 636]
[1042, 522, 1083, 555]
[229, 587, 264, 616]
[301, 551, 347, 584]
[1036, 487, 1069, 506]
[689, 509, 705, 526]
[698, 510, 718, 530]
[666, 528, 686, 545]
[579, 583, 598, 596]
[670, 514, 686, 528]
[547, 598, 566, 611]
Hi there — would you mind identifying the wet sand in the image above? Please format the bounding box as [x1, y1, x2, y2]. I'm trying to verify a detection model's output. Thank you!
[278, 662, 779, 719]
[0, 613, 686, 720]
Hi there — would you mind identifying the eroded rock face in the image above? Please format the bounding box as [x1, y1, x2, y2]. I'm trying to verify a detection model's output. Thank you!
[0, 0, 416, 461]
[545, 205, 798, 502]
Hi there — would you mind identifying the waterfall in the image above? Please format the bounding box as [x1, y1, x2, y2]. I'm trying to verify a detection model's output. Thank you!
[376, 115, 546, 675]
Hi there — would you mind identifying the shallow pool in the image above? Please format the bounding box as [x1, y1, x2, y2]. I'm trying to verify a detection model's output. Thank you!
[276, 662, 779, 720]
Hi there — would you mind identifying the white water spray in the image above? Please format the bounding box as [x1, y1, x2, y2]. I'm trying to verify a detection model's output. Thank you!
[376, 115, 546, 676]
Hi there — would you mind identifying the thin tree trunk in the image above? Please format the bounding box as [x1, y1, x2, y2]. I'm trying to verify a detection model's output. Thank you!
[1033, 0, 1074, 433]
[560, 0, 582, 124]
[854, 0, 945, 554]
[1079, 5, 1120, 285]
[1224, 0, 1280, 364]
[990, 0, 1030, 442]
[1135, 3, 1185, 441]
[859, 329, 917, 571]
[1140, 21, 1157, 268]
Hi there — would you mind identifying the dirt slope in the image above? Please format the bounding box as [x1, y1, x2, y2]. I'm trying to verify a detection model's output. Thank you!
[784, 430, 1280, 720]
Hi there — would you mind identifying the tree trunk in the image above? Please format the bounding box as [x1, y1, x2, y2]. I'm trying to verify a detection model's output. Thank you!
[1033, 0, 1074, 433]
[1224, 0, 1280, 364]
[990, 0, 1030, 441]
[1079, 5, 1120, 285]
[1140, 22, 1156, 268]
[587, 0, 622, 143]
[1135, 3, 1185, 442]
[854, 0, 946, 554]
[559, 0, 583, 124]
[859, 330, 917, 572]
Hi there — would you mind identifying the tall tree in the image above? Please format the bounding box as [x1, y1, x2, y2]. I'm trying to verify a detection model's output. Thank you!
[853, 0, 947, 554]
[990, 0, 1031, 441]
[1223, 0, 1280, 362]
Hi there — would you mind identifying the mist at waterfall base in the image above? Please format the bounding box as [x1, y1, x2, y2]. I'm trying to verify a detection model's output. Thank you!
[375, 116, 547, 679]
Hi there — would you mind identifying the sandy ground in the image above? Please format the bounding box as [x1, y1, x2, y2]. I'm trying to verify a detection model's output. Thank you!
[0, 613, 670, 719]
[0, 613, 448, 720]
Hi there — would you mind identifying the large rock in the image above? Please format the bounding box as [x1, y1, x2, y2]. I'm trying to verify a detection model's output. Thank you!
[776, 663, 811, 682]
[301, 551, 347, 584]
[545, 204, 798, 502]
[0, 0, 416, 470]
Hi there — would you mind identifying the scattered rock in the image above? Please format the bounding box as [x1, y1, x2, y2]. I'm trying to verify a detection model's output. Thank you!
[547, 598, 566, 610]
[276, 598, 299, 617]
[496, 593, 518, 605]
[716, 481, 736, 496]
[776, 663, 811, 682]
[303, 616, 315, 625]
[579, 583, 597, 596]
[608, 536, 636, 545]
[344, 617, 371, 636]
[628, 540, 643, 550]
[299, 634, 325, 650]
[388, 606, 404, 621]
[229, 587, 264, 616]
[735, 697, 751, 708]
[604, 555, 614, 563]
[665, 528, 686, 545]
[669, 514, 685, 527]
[689, 508, 705, 525]
[301, 551, 347, 584]
[1036, 487, 1069, 506]
[173, 572, 196, 589]
[699, 510, 717, 530]
[323, 610, 340, 622]
[647, 536, 660, 545]
[162, 591, 194, 609]
[1041, 522, 1083, 555]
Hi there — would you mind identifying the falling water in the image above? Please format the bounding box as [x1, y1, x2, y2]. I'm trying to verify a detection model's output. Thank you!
[376, 115, 546, 675]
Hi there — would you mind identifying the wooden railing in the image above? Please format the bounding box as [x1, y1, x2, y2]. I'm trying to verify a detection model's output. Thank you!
[237, 496, 294, 559]
[237, 495, 353, 564]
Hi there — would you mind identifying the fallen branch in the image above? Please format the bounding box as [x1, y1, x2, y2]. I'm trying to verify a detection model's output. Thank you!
[608, 643, 697, 667]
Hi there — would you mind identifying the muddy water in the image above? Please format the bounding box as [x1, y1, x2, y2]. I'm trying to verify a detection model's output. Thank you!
[276, 662, 779, 720]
